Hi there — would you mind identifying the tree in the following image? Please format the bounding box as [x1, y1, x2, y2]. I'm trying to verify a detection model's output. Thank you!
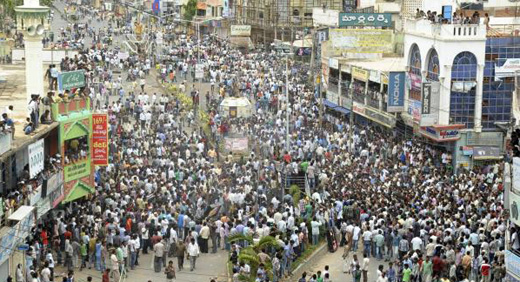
[183, 0, 197, 21]
[228, 234, 282, 282]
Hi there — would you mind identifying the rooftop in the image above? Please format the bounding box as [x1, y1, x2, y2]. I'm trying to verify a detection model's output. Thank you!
[339, 57, 406, 73]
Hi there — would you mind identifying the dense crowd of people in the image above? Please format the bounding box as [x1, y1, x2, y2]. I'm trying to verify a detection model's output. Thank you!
[2, 1, 510, 282]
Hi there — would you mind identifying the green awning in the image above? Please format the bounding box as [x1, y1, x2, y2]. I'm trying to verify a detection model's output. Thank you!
[63, 181, 94, 203]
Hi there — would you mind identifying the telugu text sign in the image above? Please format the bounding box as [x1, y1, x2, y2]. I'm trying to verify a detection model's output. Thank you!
[339, 13, 392, 27]
[329, 29, 394, 54]
[92, 114, 109, 166]
[64, 160, 90, 181]
[230, 25, 251, 36]
[58, 70, 86, 91]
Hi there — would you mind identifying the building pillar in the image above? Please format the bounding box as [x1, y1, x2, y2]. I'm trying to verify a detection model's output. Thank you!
[24, 37, 45, 107]
[474, 63, 484, 132]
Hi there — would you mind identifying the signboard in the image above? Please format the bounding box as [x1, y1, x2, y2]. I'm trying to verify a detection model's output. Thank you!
[92, 114, 109, 166]
[329, 58, 339, 69]
[506, 250, 520, 280]
[387, 72, 405, 112]
[28, 139, 44, 179]
[29, 185, 42, 206]
[352, 67, 369, 81]
[224, 137, 249, 151]
[322, 63, 330, 90]
[419, 124, 464, 142]
[495, 59, 520, 78]
[329, 29, 393, 54]
[230, 25, 251, 36]
[473, 147, 502, 160]
[353, 102, 396, 128]
[152, 0, 160, 14]
[48, 184, 64, 208]
[64, 160, 90, 181]
[0, 133, 11, 155]
[339, 13, 392, 27]
[442, 6, 453, 21]
[369, 70, 381, 83]
[58, 70, 86, 91]
[514, 157, 520, 192]
[420, 81, 440, 126]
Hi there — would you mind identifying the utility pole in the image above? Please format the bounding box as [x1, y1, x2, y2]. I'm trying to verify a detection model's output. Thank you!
[285, 54, 290, 153]
[309, 27, 316, 91]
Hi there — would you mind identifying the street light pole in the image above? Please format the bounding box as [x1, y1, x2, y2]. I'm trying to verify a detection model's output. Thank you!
[285, 54, 290, 153]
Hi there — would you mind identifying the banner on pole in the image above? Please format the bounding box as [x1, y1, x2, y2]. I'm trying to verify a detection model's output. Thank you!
[92, 114, 109, 166]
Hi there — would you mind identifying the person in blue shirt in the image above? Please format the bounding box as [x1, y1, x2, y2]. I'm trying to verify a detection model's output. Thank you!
[177, 213, 185, 240]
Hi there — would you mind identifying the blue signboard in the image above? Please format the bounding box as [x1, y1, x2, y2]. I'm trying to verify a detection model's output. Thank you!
[387, 72, 405, 112]
[152, 0, 160, 15]
[443, 5, 453, 22]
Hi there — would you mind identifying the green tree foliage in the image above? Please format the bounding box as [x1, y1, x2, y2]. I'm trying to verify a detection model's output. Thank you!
[183, 0, 197, 21]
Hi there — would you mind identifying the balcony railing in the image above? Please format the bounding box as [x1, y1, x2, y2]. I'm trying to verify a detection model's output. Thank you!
[405, 19, 487, 40]
[51, 97, 91, 120]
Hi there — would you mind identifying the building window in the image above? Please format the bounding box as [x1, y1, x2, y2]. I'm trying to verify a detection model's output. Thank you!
[427, 49, 440, 82]
[450, 51, 477, 129]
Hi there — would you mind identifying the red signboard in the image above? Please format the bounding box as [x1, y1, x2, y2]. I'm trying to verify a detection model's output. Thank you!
[92, 114, 109, 166]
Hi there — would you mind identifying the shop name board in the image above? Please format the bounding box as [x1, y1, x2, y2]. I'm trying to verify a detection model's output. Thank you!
[352, 67, 369, 81]
[353, 102, 396, 128]
[420, 125, 463, 142]
[495, 59, 520, 78]
[230, 25, 251, 36]
[92, 114, 109, 166]
[339, 13, 392, 27]
[64, 160, 90, 181]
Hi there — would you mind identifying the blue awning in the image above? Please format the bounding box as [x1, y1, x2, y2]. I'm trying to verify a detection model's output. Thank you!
[323, 99, 351, 115]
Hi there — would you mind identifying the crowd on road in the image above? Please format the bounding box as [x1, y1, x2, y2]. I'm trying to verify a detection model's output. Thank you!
[5, 1, 510, 282]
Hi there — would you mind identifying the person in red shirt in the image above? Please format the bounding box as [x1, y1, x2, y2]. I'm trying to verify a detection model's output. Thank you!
[432, 255, 445, 277]
[64, 229, 72, 240]
[480, 258, 491, 282]
[283, 152, 291, 163]
[41, 229, 49, 248]
[102, 269, 110, 282]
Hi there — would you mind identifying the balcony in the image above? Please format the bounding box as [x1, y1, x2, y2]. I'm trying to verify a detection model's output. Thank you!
[405, 19, 487, 41]
[51, 97, 91, 121]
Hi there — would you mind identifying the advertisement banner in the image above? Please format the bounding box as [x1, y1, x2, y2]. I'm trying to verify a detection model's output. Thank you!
[420, 82, 440, 126]
[322, 63, 330, 89]
[0, 211, 34, 265]
[224, 137, 248, 151]
[92, 114, 109, 166]
[28, 139, 44, 179]
[339, 13, 392, 27]
[329, 29, 393, 54]
[64, 160, 90, 181]
[230, 25, 251, 36]
[419, 125, 464, 142]
[387, 72, 405, 112]
[408, 100, 422, 122]
[495, 59, 520, 79]
[58, 70, 86, 91]
[514, 157, 520, 193]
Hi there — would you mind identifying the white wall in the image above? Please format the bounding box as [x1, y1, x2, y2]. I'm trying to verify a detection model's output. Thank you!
[312, 8, 339, 27]
[404, 29, 486, 125]
[12, 49, 79, 64]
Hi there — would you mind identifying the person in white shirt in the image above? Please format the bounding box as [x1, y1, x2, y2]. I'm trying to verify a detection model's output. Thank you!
[187, 238, 200, 271]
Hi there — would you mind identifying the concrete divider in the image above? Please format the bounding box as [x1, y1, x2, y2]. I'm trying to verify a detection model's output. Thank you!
[291, 242, 327, 280]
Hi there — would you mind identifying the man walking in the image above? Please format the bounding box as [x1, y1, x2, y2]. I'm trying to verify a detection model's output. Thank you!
[154, 239, 165, 273]
[187, 238, 200, 271]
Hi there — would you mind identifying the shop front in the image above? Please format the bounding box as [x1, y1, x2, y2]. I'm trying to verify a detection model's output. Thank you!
[352, 101, 396, 129]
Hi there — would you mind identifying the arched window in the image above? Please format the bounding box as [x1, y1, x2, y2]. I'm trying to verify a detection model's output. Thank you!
[409, 44, 422, 76]
[450, 52, 478, 129]
[427, 49, 440, 82]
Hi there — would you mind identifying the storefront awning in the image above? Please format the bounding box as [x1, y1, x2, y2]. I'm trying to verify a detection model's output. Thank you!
[323, 99, 351, 115]
[8, 206, 34, 221]
[473, 146, 502, 160]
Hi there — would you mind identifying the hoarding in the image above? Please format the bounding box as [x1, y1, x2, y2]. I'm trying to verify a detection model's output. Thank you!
[92, 114, 109, 166]
[328, 29, 394, 54]
[64, 160, 90, 181]
[420, 81, 440, 127]
[339, 13, 392, 27]
[387, 72, 405, 112]
[28, 139, 44, 179]
[230, 25, 251, 36]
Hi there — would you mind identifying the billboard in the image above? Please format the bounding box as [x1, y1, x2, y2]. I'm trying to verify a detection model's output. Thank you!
[28, 139, 44, 179]
[328, 29, 394, 54]
[230, 25, 251, 36]
[92, 114, 109, 166]
[339, 13, 392, 27]
[387, 72, 405, 112]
